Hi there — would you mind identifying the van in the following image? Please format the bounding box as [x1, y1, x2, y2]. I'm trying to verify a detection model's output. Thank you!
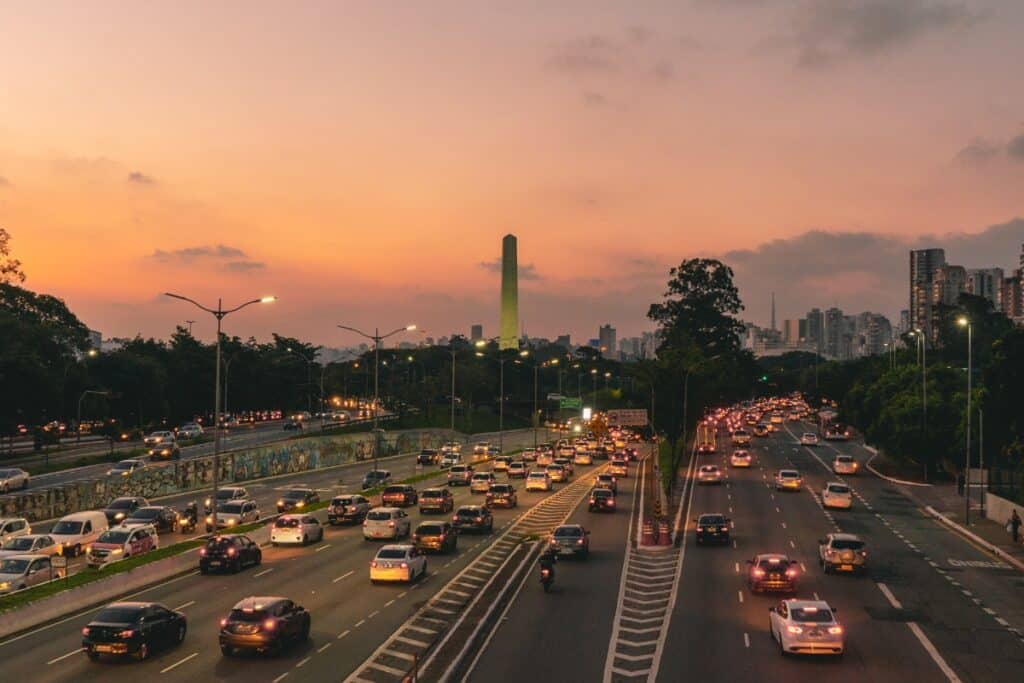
[49, 510, 109, 557]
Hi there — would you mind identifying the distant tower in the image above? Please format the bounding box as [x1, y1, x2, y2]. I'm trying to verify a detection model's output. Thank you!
[770, 292, 776, 332]
[500, 234, 519, 350]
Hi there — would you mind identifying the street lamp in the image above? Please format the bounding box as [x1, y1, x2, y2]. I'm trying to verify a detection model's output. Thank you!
[909, 328, 928, 481]
[336, 323, 416, 471]
[590, 368, 598, 410]
[164, 293, 275, 517]
[475, 340, 526, 453]
[286, 346, 322, 424]
[957, 316, 973, 524]
[515, 351, 554, 449]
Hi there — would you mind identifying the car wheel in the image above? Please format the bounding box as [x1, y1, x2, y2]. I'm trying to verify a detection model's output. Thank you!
[176, 624, 186, 643]
[300, 619, 310, 642]
[86, 650, 100, 661]
[220, 645, 233, 657]
[232, 559, 241, 573]
[302, 535, 308, 546]
[421, 561, 428, 578]
[136, 643, 149, 661]
[823, 562, 831, 574]
[200, 565, 208, 575]
[255, 551, 262, 565]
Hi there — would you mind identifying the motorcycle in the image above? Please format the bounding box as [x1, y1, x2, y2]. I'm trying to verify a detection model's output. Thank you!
[539, 552, 557, 592]
[178, 501, 198, 534]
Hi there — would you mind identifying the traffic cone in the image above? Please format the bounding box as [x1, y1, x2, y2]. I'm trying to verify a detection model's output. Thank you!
[642, 518, 656, 545]
[658, 518, 671, 546]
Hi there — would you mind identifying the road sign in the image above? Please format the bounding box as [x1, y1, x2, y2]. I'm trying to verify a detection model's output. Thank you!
[51, 555, 68, 569]
[559, 397, 582, 409]
[607, 409, 648, 426]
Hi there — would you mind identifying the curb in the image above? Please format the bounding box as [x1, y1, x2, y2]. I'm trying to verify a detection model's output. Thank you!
[865, 451, 932, 488]
[924, 505, 1024, 574]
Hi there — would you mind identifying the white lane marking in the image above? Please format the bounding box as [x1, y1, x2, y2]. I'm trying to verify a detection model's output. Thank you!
[254, 568, 274, 577]
[813, 592, 820, 601]
[801, 563, 807, 572]
[385, 599, 396, 607]
[996, 617, 1010, 627]
[160, 652, 198, 673]
[173, 600, 195, 611]
[318, 643, 332, 653]
[47, 649, 82, 665]
[781, 522, 787, 529]
[744, 632, 750, 648]
[315, 543, 331, 552]
[273, 674, 289, 683]
[337, 629, 351, 639]
[984, 607, 997, 615]
[354, 619, 366, 628]
[789, 540, 795, 549]
[738, 591, 744, 604]
[296, 656, 311, 668]
[398, 591, 408, 598]
[733, 540, 737, 549]
[776, 507, 781, 513]
[333, 570, 355, 583]
[368, 610, 380, 619]
[735, 562, 740, 574]
[877, 582, 962, 683]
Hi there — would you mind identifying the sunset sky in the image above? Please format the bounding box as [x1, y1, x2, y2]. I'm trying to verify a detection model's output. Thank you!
[2, 1, 1023, 347]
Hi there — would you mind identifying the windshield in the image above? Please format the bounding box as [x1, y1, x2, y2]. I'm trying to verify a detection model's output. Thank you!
[593, 490, 612, 498]
[94, 607, 141, 624]
[827, 485, 850, 494]
[554, 527, 582, 538]
[383, 487, 406, 494]
[780, 471, 799, 478]
[417, 525, 444, 535]
[528, 473, 546, 479]
[205, 538, 235, 550]
[377, 548, 408, 559]
[275, 518, 301, 528]
[791, 607, 834, 623]
[456, 509, 482, 517]
[758, 558, 789, 569]
[52, 520, 83, 535]
[332, 498, 352, 506]
[837, 456, 854, 462]
[97, 530, 131, 544]
[283, 491, 308, 499]
[2, 538, 36, 550]
[229, 608, 268, 623]
[129, 509, 161, 520]
[0, 559, 30, 574]
[217, 490, 240, 500]
[366, 511, 393, 521]
[220, 503, 244, 514]
[0, 470, 14, 477]
[450, 466, 468, 473]
[107, 499, 134, 509]
[699, 516, 725, 525]
[421, 490, 443, 498]
[831, 539, 864, 550]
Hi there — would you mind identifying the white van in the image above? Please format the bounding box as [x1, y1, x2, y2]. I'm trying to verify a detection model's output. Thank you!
[49, 510, 109, 557]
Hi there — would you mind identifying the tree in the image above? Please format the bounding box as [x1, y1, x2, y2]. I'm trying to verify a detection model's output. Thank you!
[0, 228, 26, 284]
[648, 258, 745, 356]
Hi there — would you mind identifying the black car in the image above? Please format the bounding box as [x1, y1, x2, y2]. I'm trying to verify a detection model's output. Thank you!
[199, 535, 262, 574]
[82, 602, 186, 661]
[589, 488, 617, 512]
[123, 506, 179, 534]
[276, 487, 320, 513]
[747, 554, 798, 593]
[283, 420, 304, 431]
[147, 441, 181, 461]
[485, 484, 518, 509]
[695, 513, 730, 545]
[327, 494, 370, 524]
[103, 497, 150, 525]
[419, 487, 454, 514]
[362, 469, 392, 489]
[452, 505, 494, 533]
[413, 521, 458, 554]
[381, 485, 419, 507]
[219, 596, 310, 657]
[417, 449, 440, 466]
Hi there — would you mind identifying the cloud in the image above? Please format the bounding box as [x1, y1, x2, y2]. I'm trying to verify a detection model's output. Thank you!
[1009, 133, 1024, 162]
[652, 61, 675, 80]
[477, 258, 542, 280]
[954, 130, 1024, 166]
[225, 260, 266, 272]
[127, 171, 155, 185]
[788, 0, 980, 68]
[548, 35, 620, 74]
[151, 244, 248, 262]
[583, 91, 608, 107]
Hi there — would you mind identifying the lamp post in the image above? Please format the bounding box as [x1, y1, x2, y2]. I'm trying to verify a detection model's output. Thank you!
[957, 316, 973, 524]
[590, 368, 598, 410]
[337, 323, 416, 471]
[164, 293, 275, 518]
[286, 347, 321, 425]
[475, 340, 526, 453]
[910, 328, 928, 481]
[77, 390, 109, 444]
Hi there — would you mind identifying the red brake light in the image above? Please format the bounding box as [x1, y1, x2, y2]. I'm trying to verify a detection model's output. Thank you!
[577, 538, 584, 545]
[388, 521, 396, 528]
[786, 568, 797, 577]
[370, 560, 377, 568]
[753, 568, 765, 577]
[117, 629, 135, 639]
[199, 548, 206, 556]
[262, 619, 276, 631]
[219, 618, 228, 628]
[400, 562, 408, 569]
[226, 547, 236, 556]
[82, 627, 90, 636]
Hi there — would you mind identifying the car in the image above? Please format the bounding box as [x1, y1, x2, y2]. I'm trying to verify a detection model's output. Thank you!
[363, 507, 411, 540]
[770, 414, 784, 425]
[732, 429, 752, 446]
[362, 470, 392, 489]
[206, 500, 260, 532]
[107, 459, 147, 476]
[413, 522, 457, 554]
[526, 471, 552, 491]
[370, 544, 427, 583]
[0, 554, 59, 594]
[328, 494, 371, 524]
[695, 513, 731, 545]
[774, 470, 803, 491]
[818, 533, 868, 574]
[472, 442, 490, 456]
[123, 506, 180, 534]
[282, 420, 304, 431]
[753, 424, 769, 438]
[493, 456, 512, 472]
[821, 482, 853, 509]
[507, 461, 528, 478]
[418, 487, 455, 514]
[204, 486, 249, 513]
[769, 599, 844, 656]
[486, 483, 518, 508]
[594, 473, 618, 493]
[607, 458, 628, 477]
[82, 602, 187, 661]
[219, 596, 310, 656]
[147, 438, 181, 460]
[748, 554, 798, 593]
[730, 450, 752, 467]
[554, 457, 575, 477]
[799, 433, 819, 446]
[103, 497, 150, 525]
[440, 450, 462, 467]
[177, 423, 203, 439]
[143, 431, 174, 447]
[199, 535, 262, 573]
[0, 468, 29, 493]
[589, 488, 617, 512]
[452, 505, 494, 533]
[88, 524, 159, 568]
[276, 487, 320, 513]
[487, 446, 502, 458]
[0, 534, 60, 558]
[48, 511, 108, 557]
[536, 450, 555, 466]
[549, 524, 590, 559]
[417, 449, 441, 466]
[468, 471, 494, 495]
[441, 441, 462, 456]
[447, 464, 474, 486]
[521, 449, 537, 462]
[832, 455, 858, 475]
[0, 517, 31, 545]
[381, 484, 419, 507]
[697, 465, 723, 485]
[546, 464, 568, 483]
[271, 514, 324, 546]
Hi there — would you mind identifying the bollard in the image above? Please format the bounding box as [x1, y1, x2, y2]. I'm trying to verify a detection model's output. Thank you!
[658, 518, 671, 546]
[642, 518, 656, 545]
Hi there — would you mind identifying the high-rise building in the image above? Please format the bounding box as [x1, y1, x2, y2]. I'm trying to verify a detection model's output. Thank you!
[640, 331, 659, 359]
[782, 319, 801, 346]
[598, 324, 616, 357]
[470, 324, 483, 342]
[910, 248, 946, 339]
[770, 293, 776, 332]
[1001, 270, 1023, 320]
[933, 264, 967, 309]
[899, 310, 911, 336]
[805, 308, 824, 353]
[966, 268, 1003, 309]
[499, 234, 519, 350]
[555, 334, 572, 350]
[798, 319, 808, 342]
[823, 307, 845, 360]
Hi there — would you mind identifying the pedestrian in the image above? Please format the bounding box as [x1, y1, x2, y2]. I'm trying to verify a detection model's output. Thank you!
[1011, 510, 1021, 544]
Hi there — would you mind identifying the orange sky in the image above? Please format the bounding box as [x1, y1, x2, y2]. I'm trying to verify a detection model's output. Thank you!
[2, 1, 1023, 344]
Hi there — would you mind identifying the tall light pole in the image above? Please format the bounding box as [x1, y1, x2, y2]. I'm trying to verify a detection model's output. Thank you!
[475, 339, 526, 453]
[337, 323, 416, 471]
[910, 328, 928, 480]
[957, 316, 973, 524]
[515, 352, 551, 449]
[286, 347, 320, 420]
[590, 368, 598, 410]
[164, 293, 275, 517]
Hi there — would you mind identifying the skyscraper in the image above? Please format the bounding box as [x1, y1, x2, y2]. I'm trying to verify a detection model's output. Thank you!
[824, 307, 845, 359]
[910, 248, 945, 339]
[599, 324, 616, 357]
[470, 324, 483, 342]
[805, 308, 824, 352]
[499, 234, 519, 350]
[770, 292, 776, 332]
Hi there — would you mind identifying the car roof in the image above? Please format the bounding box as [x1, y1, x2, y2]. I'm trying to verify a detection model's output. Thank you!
[106, 601, 155, 609]
[276, 513, 308, 520]
[698, 512, 725, 519]
[592, 488, 614, 494]
[755, 553, 791, 561]
[231, 596, 288, 611]
[826, 481, 849, 488]
[782, 599, 833, 612]
[457, 505, 486, 511]
[377, 544, 414, 553]
[370, 506, 401, 513]
[555, 524, 584, 531]
[0, 553, 48, 560]
[778, 469, 800, 475]
[829, 532, 862, 541]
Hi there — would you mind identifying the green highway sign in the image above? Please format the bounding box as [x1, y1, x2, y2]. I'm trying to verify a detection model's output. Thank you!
[559, 397, 582, 409]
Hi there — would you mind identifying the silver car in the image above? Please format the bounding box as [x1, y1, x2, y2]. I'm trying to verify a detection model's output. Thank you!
[0, 534, 60, 558]
[0, 554, 59, 594]
[818, 533, 868, 574]
[0, 468, 29, 493]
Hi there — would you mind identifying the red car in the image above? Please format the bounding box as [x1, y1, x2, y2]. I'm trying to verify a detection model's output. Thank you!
[381, 485, 418, 507]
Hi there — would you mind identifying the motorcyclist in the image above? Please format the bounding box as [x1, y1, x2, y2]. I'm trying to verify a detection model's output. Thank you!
[179, 501, 198, 532]
[539, 547, 558, 585]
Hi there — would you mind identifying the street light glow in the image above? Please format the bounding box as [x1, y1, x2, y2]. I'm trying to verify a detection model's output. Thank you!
[475, 351, 485, 357]
[475, 340, 486, 348]
[957, 316, 969, 327]
[406, 324, 417, 331]
[260, 296, 276, 303]
[519, 350, 529, 357]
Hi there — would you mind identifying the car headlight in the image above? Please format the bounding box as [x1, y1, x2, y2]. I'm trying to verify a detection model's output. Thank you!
[0, 582, 9, 590]
[787, 626, 803, 634]
[296, 501, 305, 508]
[227, 519, 237, 526]
[114, 512, 125, 520]
[277, 500, 285, 507]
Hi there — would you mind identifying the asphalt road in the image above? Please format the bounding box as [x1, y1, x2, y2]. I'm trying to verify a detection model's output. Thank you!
[0, 431, 570, 682]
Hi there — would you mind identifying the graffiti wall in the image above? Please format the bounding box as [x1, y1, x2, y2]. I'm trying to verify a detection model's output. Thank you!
[0, 429, 451, 523]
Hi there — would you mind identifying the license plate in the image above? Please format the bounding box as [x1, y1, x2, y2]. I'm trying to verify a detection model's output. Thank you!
[840, 564, 853, 571]
[209, 560, 221, 566]
[94, 645, 115, 653]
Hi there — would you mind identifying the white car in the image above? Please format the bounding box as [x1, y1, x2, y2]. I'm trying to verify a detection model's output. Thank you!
[271, 514, 324, 546]
[470, 472, 497, 494]
[818, 533, 868, 574]
[0, 554, 60, 594]
[205, 486, 249, 512]
[493, 456, 512, 472]
[0, 534, 59, 558]
[0, 518, 31, 545]
[143, 430, 175, 447]
[536, 450, 554, 467]
[800, 433, 819, 446]
[821, 482, 853, 510]
[526, 471, 552, 492]
[107, 459, 146, 477]
[472, 442, 490, 456]
[370, 544, 426, 583]
[730, 450, 752, 468]
[440, 452, 462, 468]
[775, 470, 803, 491]
[0, 468, 29, 493]
[697, 465, 723, 484]
[206, 500, 260, 531]
[769, 599, 844, 656]
[177, 423, 203, 439]
[363, 507, 411, 540]
[447, 465, 474, 486]
[87, 524, 159, 568]
[832, 455, 858, 475]
[573, 451, 593, 466]
[508, 461, 528, 478]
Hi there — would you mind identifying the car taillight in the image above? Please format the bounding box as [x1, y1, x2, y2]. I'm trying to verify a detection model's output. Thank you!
[412, 534, 419, 541]
[227, 547, 236, 556]
[82, 627, 90, 636]
[199, 548, 206, 556]
[608, 500, 615, 506]
[828, 626, 843, 635]
[370, 561, 377, 568]
[117, 630, 135, 639]
[753, 568, 765, 577]
[262, 619, 276, 631]
[589, 498, 595, 504]
[219, 618, 228, 628]
[719, 526, 727, 532]
[363, 520, 368, 525]
[400, 562, 408, 569]
[550, 539, 558, 545]
[388, 521, 396, 528]
[541, 569, 550, 577]
[786, 568, 797, 577]
[577, 538, 584, 545]
[787, 626, 803, 634]
[475, 517, 482, 522]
